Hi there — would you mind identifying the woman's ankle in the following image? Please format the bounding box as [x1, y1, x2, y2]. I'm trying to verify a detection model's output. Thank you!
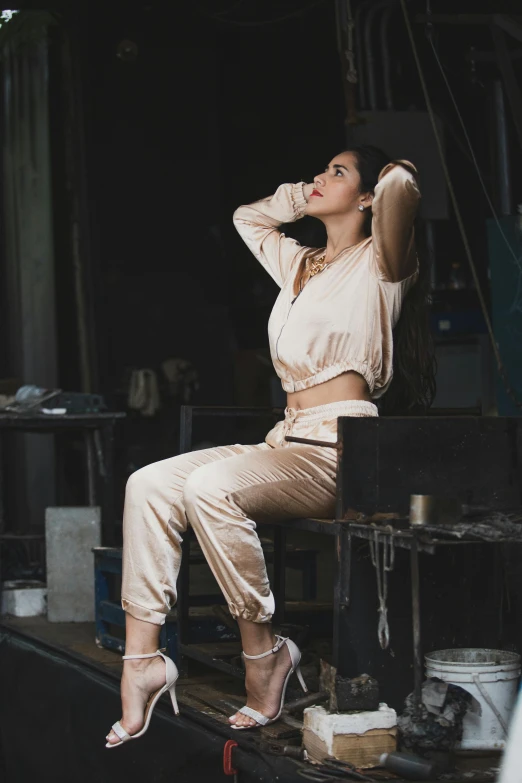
[237, 618, 275, 657]
[124, 614, 161, 656]
[123, 657, 155, 668]
[242, 637, 277, 658]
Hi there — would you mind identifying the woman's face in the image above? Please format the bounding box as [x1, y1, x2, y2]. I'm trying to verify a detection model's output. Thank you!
[306, 152, 370, 218]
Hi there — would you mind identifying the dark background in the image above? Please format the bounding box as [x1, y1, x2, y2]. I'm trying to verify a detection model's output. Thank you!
[73, 1, 347, 402]
[56, 0, 352, 470]
[3, 0, 522, 477]
[57, 1, 522, 466]
[1, 5, 522, 765]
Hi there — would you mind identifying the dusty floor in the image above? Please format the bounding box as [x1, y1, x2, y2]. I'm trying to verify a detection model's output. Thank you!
[1, 614, 503, 782]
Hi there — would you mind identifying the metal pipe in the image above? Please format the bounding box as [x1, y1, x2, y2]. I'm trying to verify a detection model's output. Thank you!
[284, 691, 329, 714]
[492, 79, 512, 216]
[410, 533, 423, 714]
[365, 0, 394, 111]
[380, 5, 394, 110]
[334, 0, 343, 57]
[85, 431, 96, 506]
[355, 1, 368, 109]
[425, 220, 437, 291]
[364, 2, 379, 110]
[336, 0, 359, 128]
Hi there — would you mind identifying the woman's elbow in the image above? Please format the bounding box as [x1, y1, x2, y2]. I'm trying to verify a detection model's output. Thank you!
[233, 205, 250, 225]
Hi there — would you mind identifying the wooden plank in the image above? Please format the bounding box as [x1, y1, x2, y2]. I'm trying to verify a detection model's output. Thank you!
[180, 685, 236, 724]
[177, 690, 229, 721]
[180, 643, 245, 678]
[185, 684, 302, 738]
[184, 641, 242, 657]
[266, 517, 339, 536]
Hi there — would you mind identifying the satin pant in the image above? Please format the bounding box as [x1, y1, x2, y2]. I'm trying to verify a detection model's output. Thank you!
[121, 400, 378, 625]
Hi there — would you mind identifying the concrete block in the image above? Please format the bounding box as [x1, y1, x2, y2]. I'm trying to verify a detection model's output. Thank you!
[1, 580, 47, 617]
[303, 704, 397, 769]
[45, 506, 100, 622]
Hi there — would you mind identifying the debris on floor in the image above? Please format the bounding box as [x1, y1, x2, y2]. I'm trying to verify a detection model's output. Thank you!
[398, 678, 481, 754]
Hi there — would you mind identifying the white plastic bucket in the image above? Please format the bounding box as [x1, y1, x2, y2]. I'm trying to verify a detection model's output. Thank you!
[425, 648, 521, 750]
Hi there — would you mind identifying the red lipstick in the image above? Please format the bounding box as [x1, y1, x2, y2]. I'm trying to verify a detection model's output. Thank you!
[311, 189, 323, 197]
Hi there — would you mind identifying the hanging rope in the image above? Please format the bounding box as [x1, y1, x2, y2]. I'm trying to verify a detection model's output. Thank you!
[399, 0, 522, 410]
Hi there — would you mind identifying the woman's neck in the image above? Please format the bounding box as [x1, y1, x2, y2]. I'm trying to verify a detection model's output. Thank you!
[322, 215, 367, 263]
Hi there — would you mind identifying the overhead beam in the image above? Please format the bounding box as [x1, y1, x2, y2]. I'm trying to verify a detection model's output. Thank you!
[415, 14, 522, 26]
[494, 13, 522, 44]
[466, 48, 522, 62]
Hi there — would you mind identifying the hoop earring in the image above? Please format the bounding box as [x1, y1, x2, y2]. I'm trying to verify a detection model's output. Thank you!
[358, 204, 365, 212]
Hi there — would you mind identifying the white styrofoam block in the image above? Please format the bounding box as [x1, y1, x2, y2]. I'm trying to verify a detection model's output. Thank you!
[1, 580, 47, 616]
[303, 704, 397, 756]
[45, 506, 101, 622]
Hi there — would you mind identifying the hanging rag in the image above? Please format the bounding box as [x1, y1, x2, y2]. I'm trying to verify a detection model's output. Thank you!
[128, 368, 160, 417]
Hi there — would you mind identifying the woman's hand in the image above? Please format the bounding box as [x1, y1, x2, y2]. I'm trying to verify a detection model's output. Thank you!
[303, 183, 315, 202]
[378, 159, 418, 183]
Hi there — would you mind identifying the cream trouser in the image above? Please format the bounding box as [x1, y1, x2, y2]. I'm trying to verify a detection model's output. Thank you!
[122, 400, 378, 625]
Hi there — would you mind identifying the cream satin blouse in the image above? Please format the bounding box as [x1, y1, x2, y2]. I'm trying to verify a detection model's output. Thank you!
[233, 162, 421, 398]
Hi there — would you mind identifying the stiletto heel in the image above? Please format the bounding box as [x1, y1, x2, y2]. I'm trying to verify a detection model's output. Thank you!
[169, 684, 179, 715]
[230, 635, 307, 730]
[295, 665, 308, 694]
[105, 649, 179, 748]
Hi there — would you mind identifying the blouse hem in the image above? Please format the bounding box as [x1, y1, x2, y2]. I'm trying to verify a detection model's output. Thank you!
[279, 359, 376, 395]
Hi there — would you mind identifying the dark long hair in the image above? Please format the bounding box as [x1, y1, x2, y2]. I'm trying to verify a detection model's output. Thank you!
[349, 145, 437, 414]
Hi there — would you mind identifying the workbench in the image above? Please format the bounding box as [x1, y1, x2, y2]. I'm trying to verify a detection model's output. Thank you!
[0, 412, 125, 561]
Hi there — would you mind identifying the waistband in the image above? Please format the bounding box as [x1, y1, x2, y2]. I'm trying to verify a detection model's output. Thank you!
[284, 400, 378, 423]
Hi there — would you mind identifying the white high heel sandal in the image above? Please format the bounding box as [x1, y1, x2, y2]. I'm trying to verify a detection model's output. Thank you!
[231, 635, 308, 730]
[106, 649, 179, 749]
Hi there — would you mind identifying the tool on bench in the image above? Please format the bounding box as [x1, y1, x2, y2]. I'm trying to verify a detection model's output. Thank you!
[297, 758, 378, 781]
[369, 530, 395, 650]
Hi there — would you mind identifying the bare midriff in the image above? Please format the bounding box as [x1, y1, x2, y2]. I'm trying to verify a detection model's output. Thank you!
[286, 370, 372, 410]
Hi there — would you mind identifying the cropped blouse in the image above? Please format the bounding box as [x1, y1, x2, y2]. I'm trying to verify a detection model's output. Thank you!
[233, 162, 421, 398]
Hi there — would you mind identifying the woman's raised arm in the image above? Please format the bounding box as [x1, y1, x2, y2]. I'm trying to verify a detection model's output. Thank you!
[370, 160, 421, 283]
[233, 183, 311, 288]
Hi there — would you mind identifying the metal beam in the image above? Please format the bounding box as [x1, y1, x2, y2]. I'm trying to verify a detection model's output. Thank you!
[494, 13, 522, 44]
[492, 26, 522, 151]
[415, 12, 522, 44]
[416, 14, 497, 25]
[466, 48, 522, 62]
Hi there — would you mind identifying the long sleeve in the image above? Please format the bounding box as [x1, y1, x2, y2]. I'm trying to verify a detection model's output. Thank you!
[233, 182, 308, 287]
[370, 160, 421, 283]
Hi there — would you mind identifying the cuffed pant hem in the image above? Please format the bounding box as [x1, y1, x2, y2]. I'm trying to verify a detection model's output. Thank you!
[122, 597, 167, 626]
[229, 601, 274, 624]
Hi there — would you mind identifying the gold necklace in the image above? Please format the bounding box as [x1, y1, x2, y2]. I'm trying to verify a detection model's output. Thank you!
[308, 240, 361, 277]
[308, 254, 327, 277]
[298, 253, 327, 295]
[300, 242, 362, 294]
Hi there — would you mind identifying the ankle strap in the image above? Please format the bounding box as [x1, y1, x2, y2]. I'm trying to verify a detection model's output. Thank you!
[122, 648, 164, 661]
[242, 635, 288, 660]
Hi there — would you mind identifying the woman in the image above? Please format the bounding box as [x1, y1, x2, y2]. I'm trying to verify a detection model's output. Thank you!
[106, 145, 435, 745]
